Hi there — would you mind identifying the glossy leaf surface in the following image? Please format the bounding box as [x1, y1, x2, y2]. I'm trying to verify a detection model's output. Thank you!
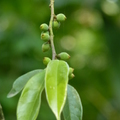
[45, 60, 69, 120]
[17, 70, 45, 120]
[63, 85, 83, 120]
[7, 69, 41, 98]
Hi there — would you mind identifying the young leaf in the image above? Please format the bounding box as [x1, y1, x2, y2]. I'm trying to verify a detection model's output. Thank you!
[45, 60, 69, 120]
[7, 69, 41, 98]
[63, 85, 83, 120]
[17, 70, 45, 120]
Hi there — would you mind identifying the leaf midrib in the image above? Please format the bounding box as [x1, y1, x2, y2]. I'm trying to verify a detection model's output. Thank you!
[56, 61, 59, 118]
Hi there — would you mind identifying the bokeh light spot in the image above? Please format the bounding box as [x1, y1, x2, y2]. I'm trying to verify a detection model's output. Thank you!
[101, 1, 119, 16]
[70, 54, 86, 69]
[60, 36, 76, 51]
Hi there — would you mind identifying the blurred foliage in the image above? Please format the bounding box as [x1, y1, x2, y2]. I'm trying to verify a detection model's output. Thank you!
[0, 0, 120, 120]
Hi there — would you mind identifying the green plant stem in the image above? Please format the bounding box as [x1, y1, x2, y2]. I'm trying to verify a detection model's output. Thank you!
[0, 104, 5, 120]
[49, 0, 57, 60]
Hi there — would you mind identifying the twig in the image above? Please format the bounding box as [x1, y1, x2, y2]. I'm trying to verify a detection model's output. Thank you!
[49, 0, 57, 60]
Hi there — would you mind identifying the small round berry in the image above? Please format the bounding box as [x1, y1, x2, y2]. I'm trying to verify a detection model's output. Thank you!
[57, 52, 70, 60]
[42, 43, 50, 52]
[43, 57, 51, 65]
[53, 20, 60, 29]
[56, 13, 66, 22]
[40, 23, 49, 31]
[41, 32, 50, 42]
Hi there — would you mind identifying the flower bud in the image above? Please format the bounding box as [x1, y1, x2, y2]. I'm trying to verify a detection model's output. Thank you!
[53, 20, 60, 29]
[42, 43, 50, 52]
[43, 57, 51, 65]
[56, 13, 66, 22]
[40, 23, 49, 31]
[41, 32, 50, 42]
[57, 52, 70, 60]
[69, 73, 75, 80]
[69, 67, 74, 75]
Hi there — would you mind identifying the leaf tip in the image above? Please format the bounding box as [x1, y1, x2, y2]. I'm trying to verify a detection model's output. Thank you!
[7, 89, 17, 98]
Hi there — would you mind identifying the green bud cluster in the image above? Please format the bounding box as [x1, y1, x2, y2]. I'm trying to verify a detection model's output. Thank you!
[40, 23, 50, 52]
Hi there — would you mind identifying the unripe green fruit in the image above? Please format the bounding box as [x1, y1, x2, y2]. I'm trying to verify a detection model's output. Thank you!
[42, 43, 50, 52]
[43, 57, 51, 65]
[53, 20, 60, 29]
[69, 73, 75, 80]
[40, 23, 49, 31]
[57, 52, 70, 60]
[69, 67, 74, 75]
[41, 32, 50, 42]
[56, 13, 66, 22]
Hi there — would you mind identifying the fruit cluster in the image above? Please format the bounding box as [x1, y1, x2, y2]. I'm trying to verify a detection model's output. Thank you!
[40, 13, 74, 79]
[40, 23, 50, 52]
[53, 13, 66, 29]
[40, 13, 66, 52]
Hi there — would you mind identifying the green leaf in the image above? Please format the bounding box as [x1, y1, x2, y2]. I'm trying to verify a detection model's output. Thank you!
[7, 69, 41, 98]
[63, 85, 83, 120]
[45, 60, 69, 120]
[17, 70, 45, 120]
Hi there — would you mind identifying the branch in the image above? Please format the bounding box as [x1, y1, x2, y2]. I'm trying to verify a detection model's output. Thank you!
[49, 0, 56, 60]
[0, 104, 5, 120]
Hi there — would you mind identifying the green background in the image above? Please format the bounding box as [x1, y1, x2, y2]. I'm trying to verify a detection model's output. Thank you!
[0, 0, 120, 120]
